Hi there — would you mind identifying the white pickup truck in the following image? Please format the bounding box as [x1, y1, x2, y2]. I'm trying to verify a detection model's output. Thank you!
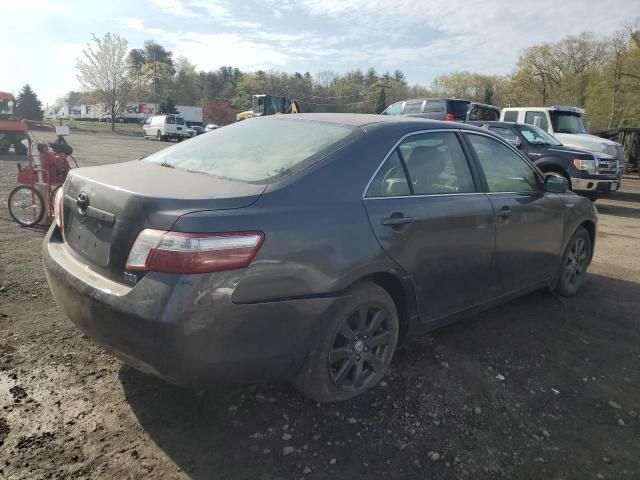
[500, 105, 623, 194]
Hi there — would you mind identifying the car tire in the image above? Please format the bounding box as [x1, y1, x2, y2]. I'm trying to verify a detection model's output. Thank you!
[583, 192, 599, 202]
[156, 130, 163, 142]
[293, 282, 399, 403]
[554, 227, 591, 297]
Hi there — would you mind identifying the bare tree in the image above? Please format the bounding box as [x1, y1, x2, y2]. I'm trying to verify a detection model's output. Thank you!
[76, 33, 131, 131]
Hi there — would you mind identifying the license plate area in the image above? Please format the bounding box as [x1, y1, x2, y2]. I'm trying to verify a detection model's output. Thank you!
[611, 182, 618, 191]
[66, 212, 113, 267]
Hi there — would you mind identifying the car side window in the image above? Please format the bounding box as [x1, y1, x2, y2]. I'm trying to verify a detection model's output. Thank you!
[425, 100, 443, 113]
[503, 111, 518, 122]
[525, 111, 549, 131]
[167, 116, 176, 125]
[365, 150, 410, 198]
[466, 134, 540, 193]
[399, 132, 475, 195]
[382, 102, 402, 115]
[402, 100, 424, 114]
[488, 126, 520, 144]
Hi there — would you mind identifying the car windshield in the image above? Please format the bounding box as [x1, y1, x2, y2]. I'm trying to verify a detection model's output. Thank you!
[549, 111, 587, 134]
[143, 118, 360, 183]
[516, 123, 562, 146]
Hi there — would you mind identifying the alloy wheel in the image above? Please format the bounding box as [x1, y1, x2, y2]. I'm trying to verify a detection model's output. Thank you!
[328, 305, 393, 391]
[564, 236, 588, 288]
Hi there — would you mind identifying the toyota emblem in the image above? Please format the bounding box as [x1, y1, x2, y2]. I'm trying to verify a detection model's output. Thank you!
[76, 192, 89, 214]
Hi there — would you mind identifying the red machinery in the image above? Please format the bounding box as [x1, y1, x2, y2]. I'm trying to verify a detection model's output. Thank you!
[8, 122, 75, 227]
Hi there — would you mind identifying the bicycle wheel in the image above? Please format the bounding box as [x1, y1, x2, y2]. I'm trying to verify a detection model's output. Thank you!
[8, 185, 45, 227]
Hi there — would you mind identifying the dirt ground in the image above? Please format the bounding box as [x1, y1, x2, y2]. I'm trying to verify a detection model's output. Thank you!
[0, 131, 639, 480]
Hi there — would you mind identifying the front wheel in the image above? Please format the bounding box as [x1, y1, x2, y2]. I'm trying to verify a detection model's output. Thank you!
[8, 185, 45, 227]
[293, 282, 399, 402]
[554, 227, 592, 297]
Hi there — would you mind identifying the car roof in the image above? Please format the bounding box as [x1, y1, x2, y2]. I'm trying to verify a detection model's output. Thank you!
[272, 113, 486, 132]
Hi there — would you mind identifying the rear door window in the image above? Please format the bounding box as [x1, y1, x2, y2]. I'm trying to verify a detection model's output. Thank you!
[365, 151, 410, 197]
[425, 100, 443, 113]
[167, 116, 176, 125]
[402, 100, 424, 114]
[399, 132, 476, 194]
[524, 111, 549, 131]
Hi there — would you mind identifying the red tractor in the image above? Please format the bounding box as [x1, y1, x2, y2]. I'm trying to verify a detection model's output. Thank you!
[0, 91, 28, 155]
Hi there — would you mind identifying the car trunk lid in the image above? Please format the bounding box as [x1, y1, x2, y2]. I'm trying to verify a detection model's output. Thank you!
[62, 160, 265, 284]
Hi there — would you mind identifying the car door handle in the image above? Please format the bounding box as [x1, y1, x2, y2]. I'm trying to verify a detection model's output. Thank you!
[496, 207, 512, 219]
[382, 215, 413, 226]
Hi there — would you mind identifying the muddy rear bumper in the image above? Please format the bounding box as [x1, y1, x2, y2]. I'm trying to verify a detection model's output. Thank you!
[42, 226, 343, 385]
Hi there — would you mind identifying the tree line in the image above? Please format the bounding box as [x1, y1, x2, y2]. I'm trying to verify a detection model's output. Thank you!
[50, 22, 640, 131]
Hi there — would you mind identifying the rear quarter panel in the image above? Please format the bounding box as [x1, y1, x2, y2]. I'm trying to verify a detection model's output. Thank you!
[171, 124, 414, 304]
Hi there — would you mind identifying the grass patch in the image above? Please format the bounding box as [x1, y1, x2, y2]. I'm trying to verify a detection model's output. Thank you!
[54, 119, 143, 136]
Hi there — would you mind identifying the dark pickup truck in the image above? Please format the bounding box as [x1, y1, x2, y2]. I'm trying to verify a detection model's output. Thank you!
[470, 121, 620, 200]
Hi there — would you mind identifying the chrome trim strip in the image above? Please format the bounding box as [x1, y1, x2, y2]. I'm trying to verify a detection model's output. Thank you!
[365, 192, 486, 201]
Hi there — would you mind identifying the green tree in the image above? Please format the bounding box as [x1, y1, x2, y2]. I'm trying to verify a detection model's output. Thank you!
[159, 97, 179, 114]
[15, 84, 44, 120]
[374, 87, 387, 114]
[76, 33, 131, 131]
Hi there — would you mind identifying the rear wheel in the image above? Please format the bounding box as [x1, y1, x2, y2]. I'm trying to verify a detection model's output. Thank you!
[293, 282, 399, 402]
[8, 185, 45, 227]
[555, 227, 591, 297]
[156, 130, 163, 141]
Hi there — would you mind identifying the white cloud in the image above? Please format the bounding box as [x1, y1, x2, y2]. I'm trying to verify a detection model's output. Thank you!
[149, 0, 199, 17]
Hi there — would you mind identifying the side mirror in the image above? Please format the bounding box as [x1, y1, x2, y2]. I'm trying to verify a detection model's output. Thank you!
[545, 174, 568, 193]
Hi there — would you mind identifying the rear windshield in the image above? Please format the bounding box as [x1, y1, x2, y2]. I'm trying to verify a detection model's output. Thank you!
[143, 118, 361, 183]
[446, 100, 471, 115]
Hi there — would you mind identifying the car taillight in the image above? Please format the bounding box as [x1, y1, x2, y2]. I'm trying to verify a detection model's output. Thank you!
[53, 186, 64, 233]
[445, 113, 454, 121]
[126, 229, 264, 274]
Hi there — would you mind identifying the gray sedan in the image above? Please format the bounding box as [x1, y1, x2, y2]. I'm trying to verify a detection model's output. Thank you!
[43, 114, 597, 402]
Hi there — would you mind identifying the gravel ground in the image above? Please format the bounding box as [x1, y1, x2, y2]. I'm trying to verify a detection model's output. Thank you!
[0, 131, 639, 480]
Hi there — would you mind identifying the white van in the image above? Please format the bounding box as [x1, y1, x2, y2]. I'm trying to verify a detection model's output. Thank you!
[143, 114, 189, 141]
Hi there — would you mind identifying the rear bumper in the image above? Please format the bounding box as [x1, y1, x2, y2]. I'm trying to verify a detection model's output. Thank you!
[42, 227, 343, 384]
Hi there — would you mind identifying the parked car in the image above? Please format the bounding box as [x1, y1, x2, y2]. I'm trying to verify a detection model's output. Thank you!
[185, 126, 196, 137]
[382, 98, 471, 121]
[44, 114, 597, 402]
[204, 124, 219, 131]
[500, 105, 624, 168]
[142, 114, 189, 141]
[191, 125, 205, 135]
[470, 121, 619, 200]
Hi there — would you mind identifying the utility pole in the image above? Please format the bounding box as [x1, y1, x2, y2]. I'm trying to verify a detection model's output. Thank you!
[154, 51, 159, 112]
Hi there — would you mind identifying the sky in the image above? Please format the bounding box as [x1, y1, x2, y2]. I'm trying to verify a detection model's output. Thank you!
[1, 0, 638, 105]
